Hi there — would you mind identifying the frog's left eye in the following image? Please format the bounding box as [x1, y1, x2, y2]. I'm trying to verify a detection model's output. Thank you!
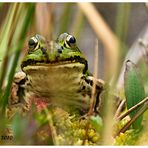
[66, 35, 76, 48]
[28, 37, 38, 49]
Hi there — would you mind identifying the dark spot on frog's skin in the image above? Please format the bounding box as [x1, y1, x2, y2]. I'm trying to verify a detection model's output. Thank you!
[64, 42, 67, 48]
[41, 47, 49, 61]
[70, 56, 88, 74]
[26, 82, 33, 90]
[82, 86, 85, 90]
[81, 76, 93, 85]
[15, 76, 28, 85]
[57, 48, 62, 54]
[41, 47, 46, 54]
[55, 45, 63, 56]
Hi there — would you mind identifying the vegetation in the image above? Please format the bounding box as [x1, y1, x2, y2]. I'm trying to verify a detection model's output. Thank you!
[0, 3, 148, 145]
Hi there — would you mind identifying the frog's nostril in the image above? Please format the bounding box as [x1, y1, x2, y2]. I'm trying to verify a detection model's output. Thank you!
[56, 44, 63, 54]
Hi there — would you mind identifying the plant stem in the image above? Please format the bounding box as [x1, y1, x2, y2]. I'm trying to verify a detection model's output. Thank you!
[117, 97, 148, 121]
[115, 100, 148, 137]
[114, 99, 126, 119]
[88, 39, 98, 115]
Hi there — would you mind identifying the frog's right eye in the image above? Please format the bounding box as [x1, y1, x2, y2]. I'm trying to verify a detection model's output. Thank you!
[28, 37, 38, 49]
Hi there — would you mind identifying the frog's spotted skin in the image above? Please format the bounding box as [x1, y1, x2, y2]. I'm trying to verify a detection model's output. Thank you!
[20, 33, 104, 113]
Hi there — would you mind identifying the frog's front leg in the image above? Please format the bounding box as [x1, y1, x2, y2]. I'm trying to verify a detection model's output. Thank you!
[80, 75, 105, 116]
[87, 76, 105, 114]
[6, 72, 29, 118]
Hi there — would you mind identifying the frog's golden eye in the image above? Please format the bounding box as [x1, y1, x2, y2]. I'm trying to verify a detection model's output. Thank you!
[28, 37, 38, 49]
[66, 35, 76, 48]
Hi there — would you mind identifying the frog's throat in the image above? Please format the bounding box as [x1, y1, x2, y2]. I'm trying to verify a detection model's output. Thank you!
[21, 56, 88, 74]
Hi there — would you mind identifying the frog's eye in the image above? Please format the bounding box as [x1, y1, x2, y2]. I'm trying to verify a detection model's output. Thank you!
[65, 35, 76, 48]
[28, 37, 38, 49]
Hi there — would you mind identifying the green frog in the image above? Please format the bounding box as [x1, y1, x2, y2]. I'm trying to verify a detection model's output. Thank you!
[8, 33, 105, 116]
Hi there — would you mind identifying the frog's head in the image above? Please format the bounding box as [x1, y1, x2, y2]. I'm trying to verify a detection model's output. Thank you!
[21, 33, 88, 73]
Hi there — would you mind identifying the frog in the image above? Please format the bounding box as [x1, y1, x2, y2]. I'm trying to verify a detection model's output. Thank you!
[8, 33, 105, 117]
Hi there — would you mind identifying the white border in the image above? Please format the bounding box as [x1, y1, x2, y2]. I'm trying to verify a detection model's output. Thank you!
[0, 1, 147, 147]
[0, 0, 147, 2]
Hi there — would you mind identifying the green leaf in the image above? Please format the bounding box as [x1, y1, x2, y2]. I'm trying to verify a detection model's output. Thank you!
[124, 60, 145, 129]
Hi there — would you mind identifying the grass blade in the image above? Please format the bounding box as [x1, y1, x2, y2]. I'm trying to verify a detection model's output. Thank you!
[58, 3, 73, 34]
[1, 3, 35, 115]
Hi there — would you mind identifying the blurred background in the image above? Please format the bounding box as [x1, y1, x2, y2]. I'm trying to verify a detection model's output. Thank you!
[0, 3, 148, 145]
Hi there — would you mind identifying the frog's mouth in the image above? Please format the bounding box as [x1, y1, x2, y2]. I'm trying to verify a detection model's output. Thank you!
[21, 56, 88, 73]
